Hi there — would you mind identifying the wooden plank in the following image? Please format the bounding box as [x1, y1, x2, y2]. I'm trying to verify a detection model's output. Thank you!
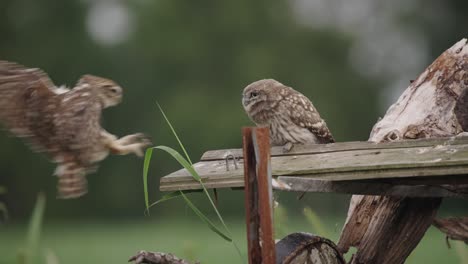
[200, 136, 468, 161]
[160, 141, 468, 191]
[275, 177, 468, 198]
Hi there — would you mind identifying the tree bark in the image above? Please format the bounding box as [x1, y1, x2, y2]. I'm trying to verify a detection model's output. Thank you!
[338, 38, 468, 264]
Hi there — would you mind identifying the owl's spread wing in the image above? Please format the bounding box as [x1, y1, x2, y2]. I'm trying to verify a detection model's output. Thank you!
[286, 89, 335, 144]
[0, 60, 61, 153]
[53, 86, 106, 198]
[56, 85, 104, 162]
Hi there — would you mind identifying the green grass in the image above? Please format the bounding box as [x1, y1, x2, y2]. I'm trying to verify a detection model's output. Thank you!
[0, 215, 466, 264]
[19, 193, 46, 264]
[142, 104, 243, 260]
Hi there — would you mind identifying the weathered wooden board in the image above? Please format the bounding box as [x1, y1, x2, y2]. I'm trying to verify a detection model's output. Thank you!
[160, 137, 468, 193]
[200, 137, 468, 161]
[275, 177, 468, 198]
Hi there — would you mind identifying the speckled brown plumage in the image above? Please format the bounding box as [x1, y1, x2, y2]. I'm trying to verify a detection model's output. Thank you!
[242, 79, 334, 151]
[0, 60, 151, 199]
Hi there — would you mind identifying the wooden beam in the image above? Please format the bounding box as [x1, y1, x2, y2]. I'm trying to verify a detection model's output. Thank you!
[275, 177, 468, 198]
[201, 136, 468, 161]
[160, 137, 468, 192]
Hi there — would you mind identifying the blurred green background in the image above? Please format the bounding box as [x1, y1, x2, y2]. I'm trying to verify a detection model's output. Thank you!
[0, 0, 468, 263]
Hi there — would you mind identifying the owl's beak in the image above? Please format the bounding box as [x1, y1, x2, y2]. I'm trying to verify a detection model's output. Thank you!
[242, 95, 249, 107]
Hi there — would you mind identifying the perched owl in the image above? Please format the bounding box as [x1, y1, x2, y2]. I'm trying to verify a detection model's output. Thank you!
[242, 79, 334, 152]
[0, 60, 151, 199]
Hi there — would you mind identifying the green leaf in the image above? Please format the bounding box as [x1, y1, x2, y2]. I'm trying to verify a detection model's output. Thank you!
[157, 103, 192, 164]
[154, 146, 201, 181]
[150, 105, 246, 262]
[147, 190, 201, 210]
[180, 191, 232, 242]
[143, 148, 153, 215]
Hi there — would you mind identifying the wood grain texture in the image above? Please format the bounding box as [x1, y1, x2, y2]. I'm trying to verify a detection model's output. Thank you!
[339, 38, 468, 264]
[253, 128, 276, 264]
[243, 127, 262, 264]
[200, 137, 468, 161]
[160, 137, 468, 192]
[275, 177, 468, 198]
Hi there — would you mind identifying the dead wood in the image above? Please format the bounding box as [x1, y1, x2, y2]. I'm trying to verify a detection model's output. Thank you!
[338, 38, 468, 264]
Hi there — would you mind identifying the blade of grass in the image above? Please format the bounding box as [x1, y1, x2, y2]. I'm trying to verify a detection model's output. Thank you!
[21, 192, 46, 264]
[143, 148, 153, 214]
[157, 103, 192, 164]
[152, 120, 229, 230]
[147, 190, 201, 209]
[156, 147, 245, 260]
[0, 203, 8, 222]
[0, 186, 8, 222]
[180, 191, 232, 242]
[154, 146, 234, 236]
[154, 146, 200, 181]
[154, 105, 245, 262]
[303, 207, 328, 237]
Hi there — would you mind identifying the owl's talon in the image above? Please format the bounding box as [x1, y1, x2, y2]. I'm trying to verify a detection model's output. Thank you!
[456, 132, 468, 138]
[282, 142, 294, 153]
[135, 140, 153, 157]
[139, 135, 152, 144]
[134, 149, 144, 157]
[117, 133, 150, 145]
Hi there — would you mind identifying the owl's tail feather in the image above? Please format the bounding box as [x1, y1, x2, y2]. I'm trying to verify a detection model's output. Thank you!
[54, 163, 88, 199]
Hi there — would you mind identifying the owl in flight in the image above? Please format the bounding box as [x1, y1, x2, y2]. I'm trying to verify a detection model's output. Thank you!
[0, 60, 151, 199]
[242, 79, 334, 152]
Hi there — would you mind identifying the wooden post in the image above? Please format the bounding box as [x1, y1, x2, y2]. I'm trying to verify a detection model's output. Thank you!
[243, 127, 276, 264]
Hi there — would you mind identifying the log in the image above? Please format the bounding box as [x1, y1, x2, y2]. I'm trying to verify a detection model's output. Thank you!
[338, 38, 468, 263]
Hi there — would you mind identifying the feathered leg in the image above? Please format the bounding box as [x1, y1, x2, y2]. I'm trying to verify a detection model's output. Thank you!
[54, 162, 88, 199]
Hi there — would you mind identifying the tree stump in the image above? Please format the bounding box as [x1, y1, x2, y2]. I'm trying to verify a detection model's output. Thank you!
[338, 38, 468, 263]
